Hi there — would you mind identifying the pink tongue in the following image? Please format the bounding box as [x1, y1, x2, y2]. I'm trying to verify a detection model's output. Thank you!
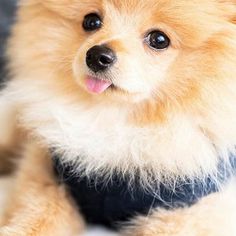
[85, 77, 112, 94]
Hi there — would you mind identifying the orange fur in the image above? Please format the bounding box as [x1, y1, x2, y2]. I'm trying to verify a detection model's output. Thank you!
[1, 0, 236, 235]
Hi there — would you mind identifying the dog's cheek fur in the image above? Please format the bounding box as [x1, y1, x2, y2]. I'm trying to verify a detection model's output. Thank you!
[132, 24, 236, 165]
[7, 1, 88, 93]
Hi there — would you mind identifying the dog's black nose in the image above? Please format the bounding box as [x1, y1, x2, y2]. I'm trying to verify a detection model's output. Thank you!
[86, 45, 117, 73]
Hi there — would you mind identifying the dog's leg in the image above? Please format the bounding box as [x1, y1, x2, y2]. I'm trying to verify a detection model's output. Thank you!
[123, 181, 236, 236]
[0, 141, 85, 236]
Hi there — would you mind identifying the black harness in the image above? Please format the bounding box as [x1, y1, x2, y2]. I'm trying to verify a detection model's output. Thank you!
[53, 155, 236, 230]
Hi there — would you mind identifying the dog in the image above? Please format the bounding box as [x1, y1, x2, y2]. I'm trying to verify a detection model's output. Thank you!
[0, 0, 236, 235]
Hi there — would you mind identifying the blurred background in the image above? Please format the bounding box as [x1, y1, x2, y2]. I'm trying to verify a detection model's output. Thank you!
[0, 0, 17, 85]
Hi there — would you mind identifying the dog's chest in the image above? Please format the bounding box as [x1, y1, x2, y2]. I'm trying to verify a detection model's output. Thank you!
[53, 158, 230, 230]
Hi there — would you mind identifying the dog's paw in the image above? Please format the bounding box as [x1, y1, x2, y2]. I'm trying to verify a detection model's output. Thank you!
[122, 185, 236, 236]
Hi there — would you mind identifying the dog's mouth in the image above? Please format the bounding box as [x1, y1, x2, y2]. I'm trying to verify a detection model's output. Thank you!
[85, 75, 113, 94]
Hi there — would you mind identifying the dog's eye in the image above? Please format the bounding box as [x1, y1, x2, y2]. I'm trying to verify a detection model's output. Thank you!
[146, 31, 170, 50]
[83, 13, 102, 32]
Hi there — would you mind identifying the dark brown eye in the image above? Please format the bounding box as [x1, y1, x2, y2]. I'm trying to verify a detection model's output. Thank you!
[146, 31, 170, 50]
[83, 13, 102, 32]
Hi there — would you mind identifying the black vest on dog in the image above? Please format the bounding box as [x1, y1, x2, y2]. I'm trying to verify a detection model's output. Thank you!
[53, 156, 236, 230]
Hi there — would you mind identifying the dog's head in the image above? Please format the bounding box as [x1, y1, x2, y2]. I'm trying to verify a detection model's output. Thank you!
[11, 0, 235, 105]
[5, 0, 236, 186]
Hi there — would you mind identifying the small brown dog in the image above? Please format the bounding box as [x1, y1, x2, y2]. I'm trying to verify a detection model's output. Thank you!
[1, 0, 236, 235]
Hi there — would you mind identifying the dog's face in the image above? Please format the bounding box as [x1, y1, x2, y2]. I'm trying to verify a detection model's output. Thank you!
[11, 0, 235, 105]
[66, 0, 179, 100]
[6, 0, 236, 186]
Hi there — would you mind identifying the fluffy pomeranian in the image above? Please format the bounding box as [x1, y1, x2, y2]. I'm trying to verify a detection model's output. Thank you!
[0, 0, 236, 235]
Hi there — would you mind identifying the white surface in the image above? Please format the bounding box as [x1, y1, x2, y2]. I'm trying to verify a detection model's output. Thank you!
[0, 177, 119, 236]
[82, 227, 119, 236]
